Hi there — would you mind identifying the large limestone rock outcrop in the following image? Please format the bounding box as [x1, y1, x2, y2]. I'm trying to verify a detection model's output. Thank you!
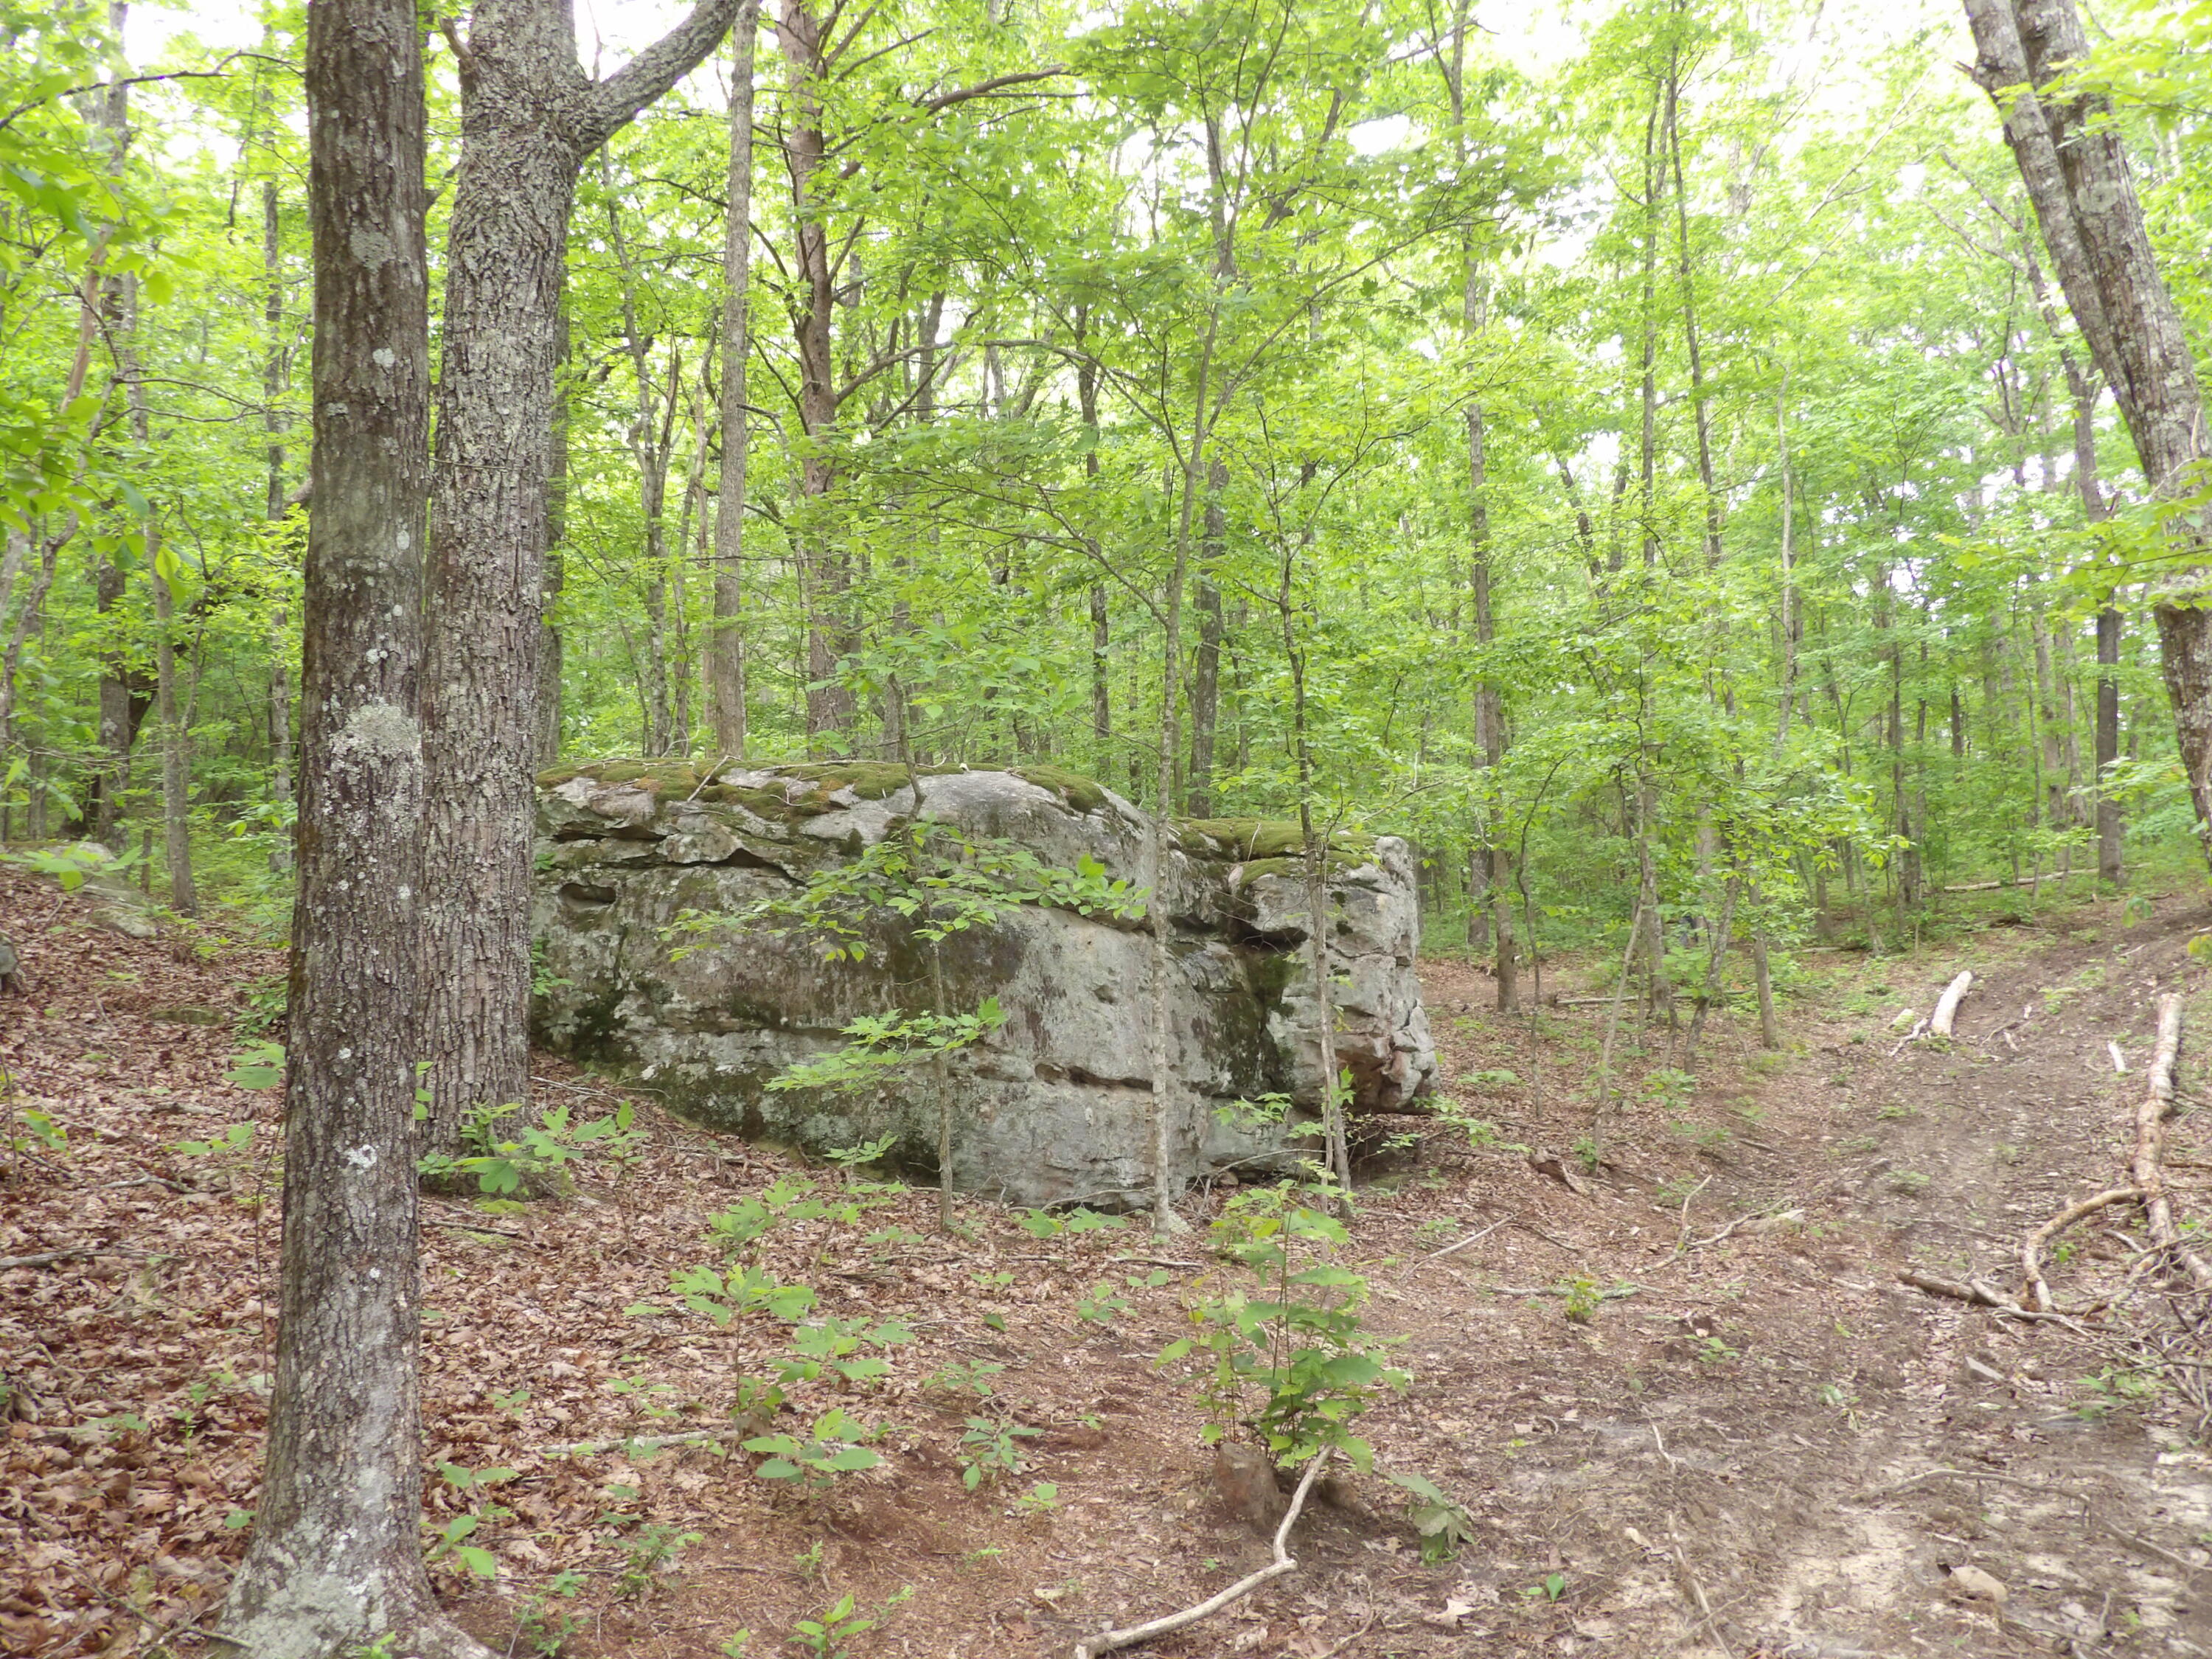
[532, 761, 1436, 1207]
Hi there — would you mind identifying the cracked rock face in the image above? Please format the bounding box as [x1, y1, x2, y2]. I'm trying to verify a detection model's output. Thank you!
[532, 761, 1436, 1207]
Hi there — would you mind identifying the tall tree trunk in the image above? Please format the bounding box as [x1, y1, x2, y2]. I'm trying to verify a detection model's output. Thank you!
[263, 178, 296, 869]
[709, 1, 759, 760]
[1967, 0, 2212, 862]
[1665, 59, 1722, 567]
[91, 58, 133, 855]
[1636, 82, 1665, 570]
[2098, 607, 2124, 883]
[147, 525, 195, 915]
[1469, 386, 1515, 1010]
[1077, 334, 1110, 768]
[604, 179, 678, 756]
[219, 0, 482, 1649]
[1186, 462, 1227, 815]
[420, 0, 738, 1155]
[114, 246, 196, 914]
[778, 0, 855, 744]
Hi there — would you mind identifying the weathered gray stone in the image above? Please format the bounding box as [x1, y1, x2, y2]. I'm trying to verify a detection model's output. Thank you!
[531, 761, 1436, 1207]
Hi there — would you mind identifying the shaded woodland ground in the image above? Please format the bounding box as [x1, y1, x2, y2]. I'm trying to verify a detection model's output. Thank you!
[4, 861, 2211, 1658]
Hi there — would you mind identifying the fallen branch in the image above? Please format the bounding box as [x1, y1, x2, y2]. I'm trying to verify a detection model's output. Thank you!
[2020, 1188, 2139, 1312]
[2133, 994, 2212, 1291]
[1888, 1016, 1930, 1057]
[0, 1247, 150, 1271]
[1896, 1269, 2093, 1332]
[1072, 1448, 1332, 1659]
[1930, 970, 1975, 1038]
[427, 1218, 539, 1246]
[540, 1427, 749, 1458]
[1683, 1206, 1804, 1254]
[1417, 1217, 1509, 1263]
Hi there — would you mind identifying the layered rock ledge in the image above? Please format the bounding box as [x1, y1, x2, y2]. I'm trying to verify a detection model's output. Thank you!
[532, 761, 1436, 1207]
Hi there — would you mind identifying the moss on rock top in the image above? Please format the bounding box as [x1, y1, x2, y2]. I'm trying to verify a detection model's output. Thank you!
[1009, 764, 1113, 813]
[1176, 817, 1374, 862]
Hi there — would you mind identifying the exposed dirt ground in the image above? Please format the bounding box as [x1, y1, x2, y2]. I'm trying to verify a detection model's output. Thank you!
[4, 862, 2211, 1658]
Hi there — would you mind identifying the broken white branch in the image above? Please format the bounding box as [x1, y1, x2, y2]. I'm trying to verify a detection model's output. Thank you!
[2134, 995, 2212, 1291]
[1930, 971, 1974, 1038]
[2019, 1187, 2139, 1312]
[540, 1427, 748, 1458]
[1072, 1449, 1332, 1659]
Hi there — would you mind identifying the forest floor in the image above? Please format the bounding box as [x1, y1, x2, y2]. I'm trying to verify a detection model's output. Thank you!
[4, 860, 2212, 1658]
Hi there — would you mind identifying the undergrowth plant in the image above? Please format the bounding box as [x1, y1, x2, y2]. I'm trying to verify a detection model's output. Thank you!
[791, 1586, 912, 1659]
[744, 1406, 886, 1489]
[1161, 1178, 1408, 1471]
[420, 1099, 644, 1196]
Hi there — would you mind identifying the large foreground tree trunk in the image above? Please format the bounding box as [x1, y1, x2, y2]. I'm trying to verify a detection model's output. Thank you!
[1966, 0, 2212, 860]
[220, 2, 483, 1652]
[420, 0, 740, 1155]
[709, 2, 759, 760]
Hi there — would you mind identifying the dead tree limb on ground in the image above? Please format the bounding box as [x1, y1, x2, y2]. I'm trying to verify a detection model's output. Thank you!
[1071, 1449, 1333, 1659]
[2019, 1187, 2138, 1311]
[1930, 970, 1975, 1038]
[2135, 994, 2212, 1291]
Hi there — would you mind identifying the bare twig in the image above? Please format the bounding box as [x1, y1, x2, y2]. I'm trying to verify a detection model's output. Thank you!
[0, 1247, 151, 1271]
[1862, 1467, 2205, 1582]
[1683, 1206, 1804, 1254]
[540, 1427, 751, 1458]
[2020, 1187, 2139, 1312]
[1896, 1269, 2096, 1335]
[1071, 1449, 1332, 1659]
[1415, 1216, 1508, 1264]
[427, 1218, 539, 1246]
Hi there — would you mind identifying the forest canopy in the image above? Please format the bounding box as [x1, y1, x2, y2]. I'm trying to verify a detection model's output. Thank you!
[5, 0, 2211, 961]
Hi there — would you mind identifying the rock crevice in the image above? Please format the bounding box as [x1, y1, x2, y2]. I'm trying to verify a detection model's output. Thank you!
[532, 762, 1436, 1206]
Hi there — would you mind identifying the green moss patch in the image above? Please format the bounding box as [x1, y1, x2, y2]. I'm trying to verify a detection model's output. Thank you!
[1177, 818, 1374, 862]
[549, 759, 710, 794]
[776, 760, 953, 799]
[1011, 764, 1113, 813]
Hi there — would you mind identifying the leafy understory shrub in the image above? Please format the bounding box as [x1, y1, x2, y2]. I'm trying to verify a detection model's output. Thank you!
[1161, 1179, 1408, 1472]
[793, 1586, 912, 1659]
[655, 1262, 818, 1325]
[1388, 1471, 1474, 1562]
[616, 1524, 701, 1597]
[745, 1407, 886, 1489]
[1015, 1204, 1128, 1239]
[419, 1099, 644, 1196]
[778, 1317, 914, 1385]
[956, 1415, 1040, 1489]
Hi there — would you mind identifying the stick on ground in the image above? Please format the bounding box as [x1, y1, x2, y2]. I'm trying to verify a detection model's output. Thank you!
[1930, 970, 1974, 1038]
[2133, 995, 2212, 1290]
[1071, 1449, 1333, 1659]
[2018, 1187, 2138, 1312]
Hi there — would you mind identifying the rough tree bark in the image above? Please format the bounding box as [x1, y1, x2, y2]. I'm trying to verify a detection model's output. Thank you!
[1966, 0, 2212, 860]
[709, 1, 759, 759]
[420, 0, 740, 1155]
[535, 304, 568, 768]
[218, 0, 483, 1650]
